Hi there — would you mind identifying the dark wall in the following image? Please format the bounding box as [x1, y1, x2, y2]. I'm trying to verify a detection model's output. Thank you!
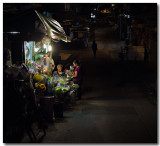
[3, 8, 37, 65]
[11, 41, 23, 65]
[4, 10, 36, 33]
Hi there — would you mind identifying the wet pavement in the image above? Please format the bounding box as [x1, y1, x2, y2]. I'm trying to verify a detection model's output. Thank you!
[22, 25, 157, 143]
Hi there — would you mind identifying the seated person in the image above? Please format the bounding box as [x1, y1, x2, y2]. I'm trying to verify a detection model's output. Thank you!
[53, 64, 64, 77]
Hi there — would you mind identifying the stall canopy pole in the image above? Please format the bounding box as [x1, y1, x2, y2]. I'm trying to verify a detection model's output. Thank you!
[35, 10, 71, 43]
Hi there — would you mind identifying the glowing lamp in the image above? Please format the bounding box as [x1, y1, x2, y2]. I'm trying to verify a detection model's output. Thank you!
[35, 48, 39, 52]
[43, 44, 47, 48]
[48, 45, 52, 51]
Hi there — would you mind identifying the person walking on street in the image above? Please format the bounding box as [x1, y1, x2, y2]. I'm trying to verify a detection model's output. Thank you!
[92, 40, 98, 58]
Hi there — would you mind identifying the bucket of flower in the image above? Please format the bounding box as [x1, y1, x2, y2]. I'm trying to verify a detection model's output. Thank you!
[35, 83, 46, 97]
[53, 86, 70, 119]
[35, 83, 55, 122]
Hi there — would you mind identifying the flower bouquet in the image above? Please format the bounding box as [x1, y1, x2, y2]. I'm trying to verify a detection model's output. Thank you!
[33, 74, 44, 82]
[54, 87, 64, 101]
[69, 84, 79, 98]
[72, 84, 79, 89]
[35, 83, 46, 97]
[54, 86, 70, 102]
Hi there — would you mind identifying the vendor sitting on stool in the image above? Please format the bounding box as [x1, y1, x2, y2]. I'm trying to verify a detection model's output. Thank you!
[72, 59, 82, 100]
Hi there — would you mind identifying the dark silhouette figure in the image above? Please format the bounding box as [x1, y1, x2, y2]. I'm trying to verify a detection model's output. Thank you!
[3, 48, 46, 143]
[92, 40, 98, 58]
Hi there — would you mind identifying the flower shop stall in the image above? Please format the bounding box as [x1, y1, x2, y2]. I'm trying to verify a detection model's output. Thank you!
[23, 11, 77, 122]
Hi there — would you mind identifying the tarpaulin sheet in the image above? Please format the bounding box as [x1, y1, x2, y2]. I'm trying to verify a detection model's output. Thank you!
[35, 10, 71, 43]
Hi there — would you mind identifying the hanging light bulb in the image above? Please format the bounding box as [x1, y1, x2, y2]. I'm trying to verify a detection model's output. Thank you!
[48, 45, 52, 51]
[43, 44, 47, 48]
[34, 48, 39, 52]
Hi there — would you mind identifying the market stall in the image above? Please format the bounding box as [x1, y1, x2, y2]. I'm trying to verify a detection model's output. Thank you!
[32, 63, 79, 121]
[23, 11, 78, 122]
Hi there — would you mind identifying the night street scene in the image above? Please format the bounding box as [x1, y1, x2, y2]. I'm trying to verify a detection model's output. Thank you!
[3, 3, 158, 144]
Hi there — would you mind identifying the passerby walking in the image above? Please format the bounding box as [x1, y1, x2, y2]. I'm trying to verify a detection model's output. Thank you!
[92, 40, 98, 58]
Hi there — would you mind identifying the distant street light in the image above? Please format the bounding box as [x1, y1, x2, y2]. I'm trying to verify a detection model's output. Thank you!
[112, 4, 115, 7]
